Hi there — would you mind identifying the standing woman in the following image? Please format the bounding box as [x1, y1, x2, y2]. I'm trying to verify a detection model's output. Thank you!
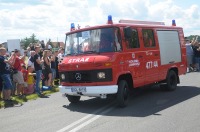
[43, 50, 52, 87]
[50, 51, 57, 86]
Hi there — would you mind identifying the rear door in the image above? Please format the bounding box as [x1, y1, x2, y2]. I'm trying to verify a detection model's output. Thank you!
[141, 29, 160, 84]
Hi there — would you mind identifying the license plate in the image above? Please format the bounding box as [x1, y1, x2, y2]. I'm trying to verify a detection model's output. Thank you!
[71, 87, 86, 93]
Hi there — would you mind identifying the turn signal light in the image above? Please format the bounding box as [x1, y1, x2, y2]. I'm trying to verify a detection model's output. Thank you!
[104, 62, 112, 66]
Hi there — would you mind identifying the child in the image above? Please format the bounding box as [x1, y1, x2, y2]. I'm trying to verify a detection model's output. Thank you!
[21, 65, 28, 96]
[25, 66, 35, 94]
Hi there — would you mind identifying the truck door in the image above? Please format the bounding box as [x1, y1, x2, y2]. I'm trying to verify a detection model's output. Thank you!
[142, 29, 160, 84]
[126, 28, 145, 87]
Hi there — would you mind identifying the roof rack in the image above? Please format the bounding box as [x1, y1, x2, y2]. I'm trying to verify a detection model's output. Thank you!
[119, 19, 165, 25]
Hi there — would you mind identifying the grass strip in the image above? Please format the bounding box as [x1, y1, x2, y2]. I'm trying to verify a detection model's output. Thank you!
[0, 87, 59, 108]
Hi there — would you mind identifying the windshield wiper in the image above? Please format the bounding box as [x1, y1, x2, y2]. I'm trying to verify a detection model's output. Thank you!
[83, 50, 99, 54]
[66, 52, 78, 56]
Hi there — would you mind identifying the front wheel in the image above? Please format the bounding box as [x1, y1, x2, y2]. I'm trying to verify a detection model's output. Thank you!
[117, 80, 129, 107]
[67, 95, 81, 103]
[165, 70, 178, 91]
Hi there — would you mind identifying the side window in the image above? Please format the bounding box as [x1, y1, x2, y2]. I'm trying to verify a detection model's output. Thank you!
[142, 29, 155, 47]
[127, 29, 140, 49]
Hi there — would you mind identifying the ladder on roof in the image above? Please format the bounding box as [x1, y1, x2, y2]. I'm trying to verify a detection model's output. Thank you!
[119, 19, 165, 25]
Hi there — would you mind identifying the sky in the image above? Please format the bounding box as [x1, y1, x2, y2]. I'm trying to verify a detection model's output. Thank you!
[0, 0, 200, 44]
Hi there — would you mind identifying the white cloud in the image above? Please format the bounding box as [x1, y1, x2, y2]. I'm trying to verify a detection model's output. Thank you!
[0, 0, 200, 44]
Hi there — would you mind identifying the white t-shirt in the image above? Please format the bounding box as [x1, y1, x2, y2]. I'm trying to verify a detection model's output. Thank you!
[48, 45, 52, 49]
[27, 57, 35, 69]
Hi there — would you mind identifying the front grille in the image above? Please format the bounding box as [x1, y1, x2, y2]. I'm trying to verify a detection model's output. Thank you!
[60, 69, 112, 83]
[68, 71, 91, 82]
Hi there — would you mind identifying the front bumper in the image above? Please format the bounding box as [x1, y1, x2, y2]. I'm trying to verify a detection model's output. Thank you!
[59, 85, 118, 97]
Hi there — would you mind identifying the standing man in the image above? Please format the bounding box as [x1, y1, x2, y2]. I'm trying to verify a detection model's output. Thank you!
[0, 47, 14, 103]
[185, 39, 194, 72]
[33, 46, 43, 95]
[12, 49, 25, 97]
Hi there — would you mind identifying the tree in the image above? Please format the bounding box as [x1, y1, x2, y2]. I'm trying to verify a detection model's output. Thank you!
[21, 33, 39, 49]
[186, 35, 200, 42]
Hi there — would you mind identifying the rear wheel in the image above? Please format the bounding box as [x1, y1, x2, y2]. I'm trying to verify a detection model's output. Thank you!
[117, 80, 129, 107]
[67, 95, 81, 103]
[165, 70, 178, 91]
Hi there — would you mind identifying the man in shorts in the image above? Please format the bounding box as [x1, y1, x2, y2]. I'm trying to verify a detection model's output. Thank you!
[0, 47, 14, 103]
[12, 49, 25, 96]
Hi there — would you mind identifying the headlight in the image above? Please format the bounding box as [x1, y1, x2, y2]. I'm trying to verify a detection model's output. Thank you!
[61, 74, 65, 80]
[97, 72, 106, 79]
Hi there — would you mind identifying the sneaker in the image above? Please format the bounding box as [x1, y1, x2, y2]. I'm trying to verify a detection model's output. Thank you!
[21, 94, 26, 98]
[4, 99, 14, 104]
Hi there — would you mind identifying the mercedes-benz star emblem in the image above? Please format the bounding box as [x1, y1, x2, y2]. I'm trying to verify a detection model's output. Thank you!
[75, 73, 81, 81]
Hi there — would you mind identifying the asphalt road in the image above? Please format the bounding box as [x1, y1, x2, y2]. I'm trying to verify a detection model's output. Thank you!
[1, 72, 200, 132]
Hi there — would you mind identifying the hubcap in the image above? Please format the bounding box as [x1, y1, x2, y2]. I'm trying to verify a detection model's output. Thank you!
[124, 86, 128, 100]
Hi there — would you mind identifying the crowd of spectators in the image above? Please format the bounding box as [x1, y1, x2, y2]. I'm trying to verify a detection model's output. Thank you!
[0, 41, 64, 105]
[185, 36, 200, 72]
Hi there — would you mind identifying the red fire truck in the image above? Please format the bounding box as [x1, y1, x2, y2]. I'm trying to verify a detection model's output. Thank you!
[59, 16, 187, 107]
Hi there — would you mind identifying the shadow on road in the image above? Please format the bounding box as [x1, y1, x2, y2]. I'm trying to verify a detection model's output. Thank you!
[63, 85, 200, 117]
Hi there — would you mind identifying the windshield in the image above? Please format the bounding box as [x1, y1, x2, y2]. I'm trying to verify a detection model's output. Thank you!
[64, 27, 122, 55]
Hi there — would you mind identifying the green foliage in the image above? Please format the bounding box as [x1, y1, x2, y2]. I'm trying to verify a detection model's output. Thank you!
[186, 35, 200, 42]
[21, 33, 39, 49]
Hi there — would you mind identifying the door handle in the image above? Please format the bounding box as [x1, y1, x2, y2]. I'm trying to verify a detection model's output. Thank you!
[169, 61, 175, 64]
[154, 54, 159, 56]
[138, 55, 143, 58]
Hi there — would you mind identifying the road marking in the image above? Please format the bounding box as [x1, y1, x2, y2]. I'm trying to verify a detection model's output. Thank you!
[57, 101, 116, 132]
[69, 105, 115, 132]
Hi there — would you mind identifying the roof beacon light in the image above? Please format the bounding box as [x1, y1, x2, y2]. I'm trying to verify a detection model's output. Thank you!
[71, 23, 75, 31]
[107, 15, 113, 24]
[172, 19, 176, 26]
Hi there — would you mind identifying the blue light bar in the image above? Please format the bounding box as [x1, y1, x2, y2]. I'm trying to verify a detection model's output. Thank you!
[172, 19, 176, 26]
[70, 23, 75, 31]
[107, 15, 113, 24]
[108, 15, 112, 21]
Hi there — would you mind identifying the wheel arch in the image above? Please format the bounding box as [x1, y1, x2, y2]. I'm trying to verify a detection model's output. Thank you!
[117, 73, 134, 89]
[167, 67, 180, 84]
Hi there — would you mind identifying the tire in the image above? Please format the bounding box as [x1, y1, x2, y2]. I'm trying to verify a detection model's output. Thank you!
[67, 95, 81, 103]
[117, 80, 129, 107]
[165, 70, 178, 91]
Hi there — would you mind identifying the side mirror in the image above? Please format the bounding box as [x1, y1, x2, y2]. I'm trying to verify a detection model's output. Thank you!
[124, 27, 132, 39]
